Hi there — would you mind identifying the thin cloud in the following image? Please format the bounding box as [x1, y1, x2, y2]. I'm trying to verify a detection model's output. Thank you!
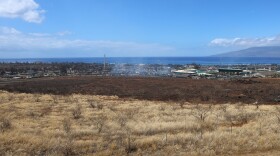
[0, 26, 21, 35]
[56, 31, 72, 36]
[28, 33, 51, 37]
[210, 35, 280, 47]
[0, 0, 45, 23]
[0, 27, 175, 56]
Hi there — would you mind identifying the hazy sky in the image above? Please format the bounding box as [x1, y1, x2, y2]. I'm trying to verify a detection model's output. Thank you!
[1, 0, 280, 58]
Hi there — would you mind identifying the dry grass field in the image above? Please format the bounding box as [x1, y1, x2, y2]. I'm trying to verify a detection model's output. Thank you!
[1, 91, 280, 155]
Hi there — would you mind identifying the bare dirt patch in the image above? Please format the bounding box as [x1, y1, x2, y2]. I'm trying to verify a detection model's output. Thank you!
[0, 76, 280, 104]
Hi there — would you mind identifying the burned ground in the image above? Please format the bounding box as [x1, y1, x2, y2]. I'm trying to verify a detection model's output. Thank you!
[0, 76, 279, 104]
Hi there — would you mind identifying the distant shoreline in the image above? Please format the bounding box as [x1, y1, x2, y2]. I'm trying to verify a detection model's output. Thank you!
[1, 57, 280, 65]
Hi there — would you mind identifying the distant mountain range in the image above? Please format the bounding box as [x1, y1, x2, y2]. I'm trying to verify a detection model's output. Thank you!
[212, 46, 280, 57]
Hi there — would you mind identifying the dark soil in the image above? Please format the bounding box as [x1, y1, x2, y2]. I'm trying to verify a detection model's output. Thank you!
[0, 76, 280, 104]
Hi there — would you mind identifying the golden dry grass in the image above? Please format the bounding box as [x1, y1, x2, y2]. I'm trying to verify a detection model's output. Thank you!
[1, 90, 280, 155]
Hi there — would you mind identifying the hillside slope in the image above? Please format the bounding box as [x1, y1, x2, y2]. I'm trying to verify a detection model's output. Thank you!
[213, 46, 280, 57]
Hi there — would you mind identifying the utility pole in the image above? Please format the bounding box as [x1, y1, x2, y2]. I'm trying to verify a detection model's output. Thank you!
[103, 54, 106, 75]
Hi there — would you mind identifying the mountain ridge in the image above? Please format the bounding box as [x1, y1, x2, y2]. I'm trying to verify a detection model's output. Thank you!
[212, 46, 280, 57]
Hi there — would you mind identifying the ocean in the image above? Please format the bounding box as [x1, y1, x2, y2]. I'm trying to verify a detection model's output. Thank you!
[0, 57, 280, 65]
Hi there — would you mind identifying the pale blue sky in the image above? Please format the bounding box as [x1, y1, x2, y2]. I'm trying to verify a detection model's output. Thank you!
[1, 0, 280, 58]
